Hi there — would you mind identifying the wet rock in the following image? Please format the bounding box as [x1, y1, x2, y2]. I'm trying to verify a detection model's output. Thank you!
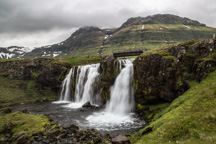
[82, 101, 94, 108]
[93, 136, 102, 143]
[112, 135, 130, 144]
[0, 107, 12, 114]
[16, 134, 29, 144]
[46, 129, 61, 139]
[21, 108, 29, 113]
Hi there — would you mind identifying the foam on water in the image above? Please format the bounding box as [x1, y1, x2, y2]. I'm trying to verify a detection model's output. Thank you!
[52, 101, 71, 104]
[84, 111, 143, 131]
[84, 59, 142, 131]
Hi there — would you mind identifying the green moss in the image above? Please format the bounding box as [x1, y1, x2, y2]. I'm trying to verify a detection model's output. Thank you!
[135, 80, 139, 90]
[0, 112, 53, 137]
[27, 80, 36, 89]
[142, 91, 147, 95]
[0, 59, 21, 63]
[137, 104, 144, 110]
[163, 55, 177, 61]
[131, 70, 216, 144]
[31, 71, 40, 78]
[185, 52, 196, 57]
[0, 76, 57, 107]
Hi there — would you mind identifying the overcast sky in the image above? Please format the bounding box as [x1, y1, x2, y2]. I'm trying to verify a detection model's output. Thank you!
[0, 0, 216, 48]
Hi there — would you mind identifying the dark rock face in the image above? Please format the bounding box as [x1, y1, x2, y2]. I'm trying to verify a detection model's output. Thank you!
[134, 39, 216, 105]
[0, 58, 69, 92]
[82, 101, 92, 108]
[99, 57, 119, 103]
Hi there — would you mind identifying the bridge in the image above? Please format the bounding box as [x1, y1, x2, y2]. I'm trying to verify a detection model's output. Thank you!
[112, 50, 143, 58]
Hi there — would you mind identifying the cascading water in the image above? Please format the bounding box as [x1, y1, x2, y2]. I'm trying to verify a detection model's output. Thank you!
[105, 59, 134, 115]
[58, 67, 75, 102]
[85, 59, 143, 131]
[65, 63, 101, 108]
[53, 60, 144, 132]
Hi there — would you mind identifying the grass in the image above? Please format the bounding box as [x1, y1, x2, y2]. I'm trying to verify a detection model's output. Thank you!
[0, 76, 57, 107]
[0, 59, 20, 62]
[0, 112, 52, 137]
[139, 45, 171, 57]
[63, 55, 105, 66]
[131, 70, 216, 144]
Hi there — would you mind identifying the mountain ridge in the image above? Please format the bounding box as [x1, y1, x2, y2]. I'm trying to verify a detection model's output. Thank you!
[1, 14, 216, 59]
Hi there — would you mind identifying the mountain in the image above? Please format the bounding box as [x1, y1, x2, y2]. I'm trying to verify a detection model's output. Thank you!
[0, 46, 33, 59]
[1, 14, 216, 59]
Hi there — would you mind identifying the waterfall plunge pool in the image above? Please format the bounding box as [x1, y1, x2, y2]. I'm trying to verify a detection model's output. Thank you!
[13, 59, 146, 136]
[12, 101, 146, 137]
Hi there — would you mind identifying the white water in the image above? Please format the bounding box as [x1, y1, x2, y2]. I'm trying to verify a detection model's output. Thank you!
[106, 59, 134, 115]
[57, 67, 75, 102]
[85, 59, 141, 131]
[65, 63, 101, 108]
[52, 60, 144, 131]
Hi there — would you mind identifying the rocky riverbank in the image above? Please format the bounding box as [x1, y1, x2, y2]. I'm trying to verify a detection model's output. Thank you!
[0, 109, 112, 144]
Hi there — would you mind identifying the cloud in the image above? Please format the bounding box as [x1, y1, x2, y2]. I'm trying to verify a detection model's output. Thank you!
[0, 0, 215, 47]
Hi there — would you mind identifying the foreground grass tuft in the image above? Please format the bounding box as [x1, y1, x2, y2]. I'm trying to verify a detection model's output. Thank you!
[0, 112, 52, 138]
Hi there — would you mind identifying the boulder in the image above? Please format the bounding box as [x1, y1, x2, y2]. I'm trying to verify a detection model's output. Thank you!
[82, 101, 93, 108]
[112, 135, 130, 144]
[22, 108, 29, 113]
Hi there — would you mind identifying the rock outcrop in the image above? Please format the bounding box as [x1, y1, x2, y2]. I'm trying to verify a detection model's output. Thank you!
[0, 58, 70, 92]
[134, 38, 216, 105]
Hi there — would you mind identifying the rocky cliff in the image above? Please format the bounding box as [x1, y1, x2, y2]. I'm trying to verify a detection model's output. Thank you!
[0, 58, 70, 93]
[134, 38, 216, 105]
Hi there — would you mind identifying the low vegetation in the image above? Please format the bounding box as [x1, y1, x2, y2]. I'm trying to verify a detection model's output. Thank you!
[53, 55, 106, 66]
[0, 76, 56, 107]
[0, 112, 53, 138]
[131, 70, 216, 144]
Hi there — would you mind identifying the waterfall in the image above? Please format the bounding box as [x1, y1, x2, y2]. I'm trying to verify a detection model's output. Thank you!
[75, 63, 101, 104]
[85, 59, 139, 130]
[106, 59, 135, 115]
[59, 67, 75, 101]
[60, 63, 101, 108]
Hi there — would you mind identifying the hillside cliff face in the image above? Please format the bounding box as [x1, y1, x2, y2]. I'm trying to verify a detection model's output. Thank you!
[0, 59, 69, 91]
[2, 14, 215, 59]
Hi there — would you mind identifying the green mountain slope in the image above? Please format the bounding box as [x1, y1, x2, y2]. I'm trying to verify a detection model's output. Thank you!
[21, 14, 216, 58]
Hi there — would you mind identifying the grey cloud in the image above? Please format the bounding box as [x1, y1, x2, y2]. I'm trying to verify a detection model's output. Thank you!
[0, 0, 216, 47]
